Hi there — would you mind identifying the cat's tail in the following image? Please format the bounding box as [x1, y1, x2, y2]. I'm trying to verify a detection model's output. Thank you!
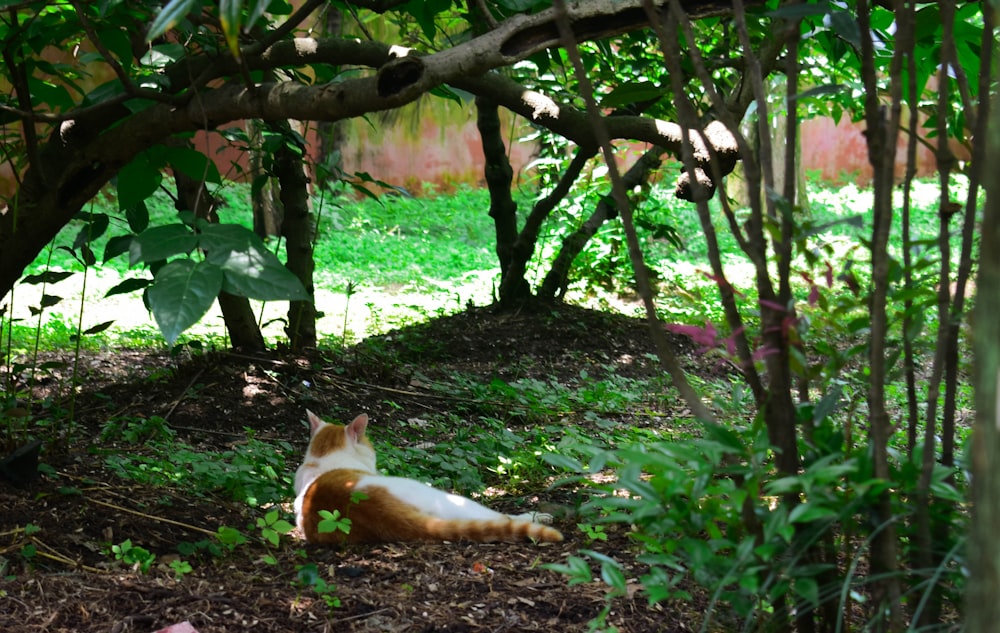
[424, 517, 564, 543]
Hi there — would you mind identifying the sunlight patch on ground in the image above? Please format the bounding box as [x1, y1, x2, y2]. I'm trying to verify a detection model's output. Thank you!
[3, 267, 501, 348]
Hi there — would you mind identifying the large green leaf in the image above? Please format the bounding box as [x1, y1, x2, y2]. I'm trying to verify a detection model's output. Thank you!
[147, 259, 223, 345]
[105, 277, 152, 297]
[117, 153, 164, 209]
[130, 224, 198, 265]
[200, 223, 308, 301]
[104, 235, 133, 263]
[219, 0, 243, 59]
[147, 0, 200, 42]
[164, 146, 222, 184]
[600, 81, 667, 108]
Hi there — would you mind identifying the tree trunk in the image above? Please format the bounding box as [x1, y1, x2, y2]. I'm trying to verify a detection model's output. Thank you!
[858, 1, 904, 627]
[272, 122, 317, 351]
[967, 51, 1000, 633]
[314, 7, 346, 191]
[172, 168, 266, 352]
[499, 146, 595, 306]
[475, 96, 523, 302]
[537, 147, 660, 301]
[248, 119, 284, 239]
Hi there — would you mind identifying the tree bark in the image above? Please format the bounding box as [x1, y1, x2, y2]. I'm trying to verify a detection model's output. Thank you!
[271, 123, 317, 351]
[967, 54, 1000, 633]
[858, 1, 904, 628]
[475, 97, 522, 302]
[537, 147, 659, 302]
[1, 0, 750, 300]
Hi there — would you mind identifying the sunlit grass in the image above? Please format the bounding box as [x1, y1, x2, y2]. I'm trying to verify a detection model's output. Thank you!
[2, 175, 966, 350]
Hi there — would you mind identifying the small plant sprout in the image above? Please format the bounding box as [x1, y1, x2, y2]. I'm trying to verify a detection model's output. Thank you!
[296, 562, 341, 609]
[110, 539, 156, 574]
[578, 522, 608, 543]
[257, 509, 295, 547]
[317, 509, 352, 536]
[168, 559, 193, 580]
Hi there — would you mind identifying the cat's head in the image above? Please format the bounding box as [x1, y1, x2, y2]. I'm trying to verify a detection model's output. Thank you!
[294, 411, 377, 493]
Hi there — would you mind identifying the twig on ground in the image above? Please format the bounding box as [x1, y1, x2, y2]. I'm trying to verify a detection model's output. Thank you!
[86, 497, 217, 537]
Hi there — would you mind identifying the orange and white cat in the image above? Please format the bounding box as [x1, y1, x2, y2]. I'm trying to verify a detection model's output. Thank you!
[294, 411, 563, 544]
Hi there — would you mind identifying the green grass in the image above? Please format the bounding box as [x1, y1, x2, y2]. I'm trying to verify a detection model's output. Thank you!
[310, 185, 500, 287]
[3, 174, 971, 351]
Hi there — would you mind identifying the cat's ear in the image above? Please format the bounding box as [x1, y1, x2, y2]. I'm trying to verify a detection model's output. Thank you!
[305, 410, 325, 437]
[345, 413, 369, 444]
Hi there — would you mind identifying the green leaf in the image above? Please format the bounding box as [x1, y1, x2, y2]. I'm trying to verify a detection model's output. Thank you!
[21, 271, 74, 285]
[73, 212, 110, 248]
[828, 10, 861, 49]
[811, 384, 843, 424]
[147, 259, 224, 345]
[104, 235, 134, 262]
[147, 0, 200, 42]
[141, 43, 187, 69]
[541, 453, 584, 472]
[403, 0, 451, 40]
[130, 224, 198, 265]
[542, 555, 592, 586]
[117, 154, 164, 209]
[600, 81, 667, 108]
[105, 277, 152, 297]
[164, 146, 222, 184]
[794, 577, 820, 607]
[788, 503, 837, 524]
[599, 560, 627, 595]
[766, 475, 803, 495]
[199, 223, 308, 301]
[791, 84, 847, 102]
[126, 201, 150, 233]
[216, 525, 248, 547]
[246, 0, 271, 28]
[83, 320, 115, 335]
[219, 0, 243, 59]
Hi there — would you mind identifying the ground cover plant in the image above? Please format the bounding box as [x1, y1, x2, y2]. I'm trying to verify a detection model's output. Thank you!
[1, 2, 997, 632]
[0, 172, 976, 632]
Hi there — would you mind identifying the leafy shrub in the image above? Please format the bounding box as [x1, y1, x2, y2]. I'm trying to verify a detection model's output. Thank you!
[102, 427, 293, 507]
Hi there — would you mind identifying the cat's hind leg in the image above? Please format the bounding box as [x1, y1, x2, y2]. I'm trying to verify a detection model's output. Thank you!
[509, 511, 554, 525]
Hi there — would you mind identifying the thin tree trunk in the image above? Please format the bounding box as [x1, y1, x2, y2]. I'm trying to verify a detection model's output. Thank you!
[914, 4, 962, 626]
[500, 146, 595, 306]
[858, 1, 905, 628]
[967, 43, 1000, 633]
[537, 148, 659, 302]
[272, 122, 317, 351]
[475, 97, 522, 302]
[940, 0, 992, 472]
[900, 12, 920, 457]
[248, 119, 284, 240]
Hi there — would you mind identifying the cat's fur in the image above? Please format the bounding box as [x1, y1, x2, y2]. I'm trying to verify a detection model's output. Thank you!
[293, 411, 563, 544]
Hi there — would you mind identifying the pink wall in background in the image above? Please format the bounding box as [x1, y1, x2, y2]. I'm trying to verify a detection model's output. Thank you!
[0, 103, 963, 206]
[338, 105, 535, 193]
[327, 108, 960, 193]
[798, 116, 961, 183]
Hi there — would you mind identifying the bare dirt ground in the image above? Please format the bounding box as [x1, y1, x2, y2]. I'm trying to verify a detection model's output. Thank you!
[1, 304, 720, 633]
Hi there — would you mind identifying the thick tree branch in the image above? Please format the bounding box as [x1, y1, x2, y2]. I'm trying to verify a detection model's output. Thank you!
[0, 0, 754, 300]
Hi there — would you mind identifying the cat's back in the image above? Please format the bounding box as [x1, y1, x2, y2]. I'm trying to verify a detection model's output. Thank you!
[295, 468, 368, 543]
